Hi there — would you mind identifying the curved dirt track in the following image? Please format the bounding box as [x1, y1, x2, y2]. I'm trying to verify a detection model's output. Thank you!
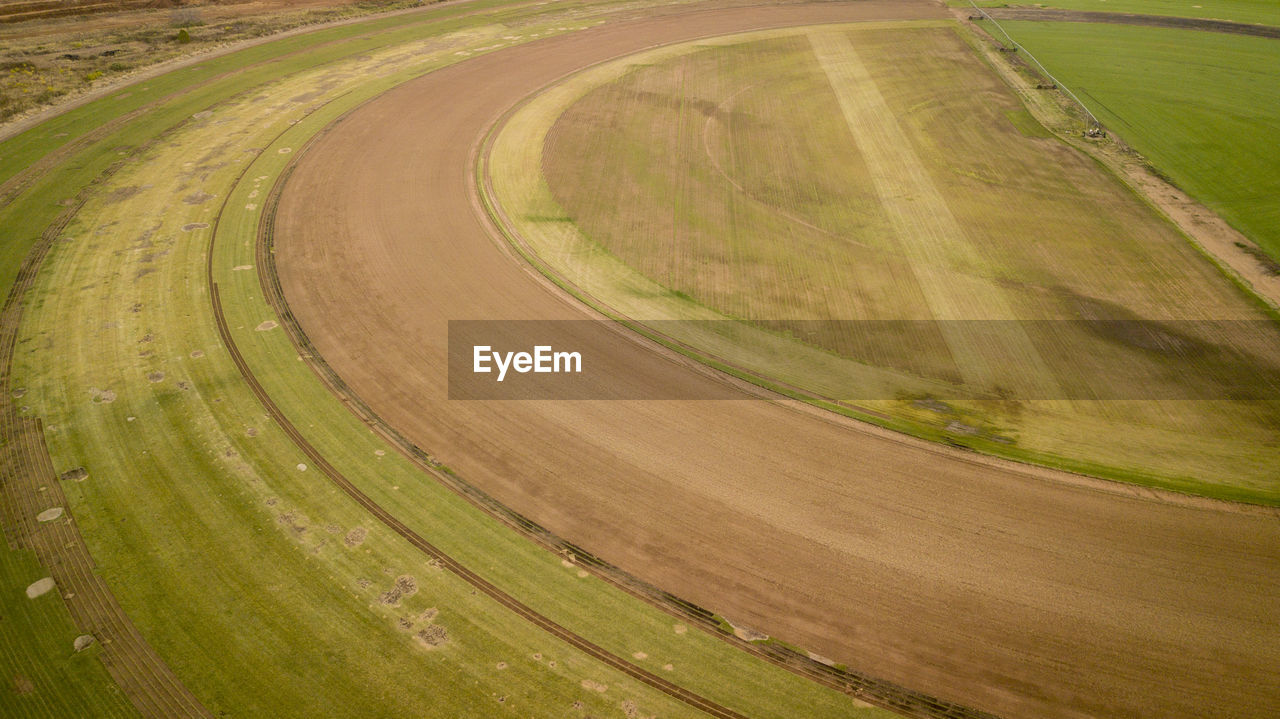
[273, 2, 1280, 717]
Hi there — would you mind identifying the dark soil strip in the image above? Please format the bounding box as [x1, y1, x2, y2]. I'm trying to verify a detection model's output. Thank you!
[238, 125, 1002, 719]
[0, 177, 214, 718]
[982, 8, 1280, 39]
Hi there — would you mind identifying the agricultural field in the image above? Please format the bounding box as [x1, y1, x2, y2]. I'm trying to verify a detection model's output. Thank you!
[495, 21, 1280, 501]
[995, 21, 1280, 262]
[960, 0, 1280, 26]
[3, 0, 1279, 718]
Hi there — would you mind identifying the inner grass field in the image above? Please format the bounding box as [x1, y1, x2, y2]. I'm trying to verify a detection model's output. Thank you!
[1, 2, 904, 716]
[489, 21, 1280, 501]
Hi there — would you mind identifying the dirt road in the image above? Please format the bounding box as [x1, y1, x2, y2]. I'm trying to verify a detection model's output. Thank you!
[273, 2, 1280, 716]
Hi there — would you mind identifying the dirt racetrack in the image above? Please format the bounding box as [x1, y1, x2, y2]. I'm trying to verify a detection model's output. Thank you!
[273, 2, 1280, 717]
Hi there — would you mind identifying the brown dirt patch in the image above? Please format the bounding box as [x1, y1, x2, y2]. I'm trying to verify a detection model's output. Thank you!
[378, 574, 418, 605]
[415, 624, 448, 647]
[13, 675, 34, 695]
[58, 466, 88, 481]
[343, 526, 367, 547]
[89, 387, 115, 403]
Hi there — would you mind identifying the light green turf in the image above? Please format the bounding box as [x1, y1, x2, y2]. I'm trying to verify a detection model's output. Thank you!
[997, 21, 1280, 263]
[489, 22, 1280, 503]
[4, 1, 902, 717]
[956, 0, 1280, 26]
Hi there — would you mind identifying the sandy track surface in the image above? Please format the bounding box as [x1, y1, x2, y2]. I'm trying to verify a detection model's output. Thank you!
[273, 2, 1280, 717]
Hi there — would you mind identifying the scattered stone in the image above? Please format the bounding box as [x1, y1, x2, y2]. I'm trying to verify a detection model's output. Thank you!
[59, 467, 88, 482]
[147, 372, 164, 383]
[73, 635, 95, 652]
[296, 463, 307, 471]
[632, 651, 647, 660]
[183, 190, 215, 205]
[180, 223, 209, 232]
[673, 623, 687, 635]
[256, 320, 278, 332]
[11, 387, 26, 398]
[232, 265, 253, 271]
[246, 427, 258, 437]
[496, 662, 507, 670]
[662, 664, 673, 672]
[190, 350, 205, 358]
[25, 577, 55, 598]
[580, 679, 607, 693]
[36, 507, 63, 522]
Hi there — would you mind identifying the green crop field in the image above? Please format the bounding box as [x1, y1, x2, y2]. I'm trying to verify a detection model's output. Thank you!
[489, 22, 1280, 502]
[996, 21, 1280, 262]
[958, 0, 1280, 27]
[0, 2, 905, 717]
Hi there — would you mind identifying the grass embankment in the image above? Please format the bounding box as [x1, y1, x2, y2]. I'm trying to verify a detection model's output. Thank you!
[4, 1, 900, 716]
[996, 21, 1280, 263]
[955, 0, 1280, 27]
[491, 22, 1280, 502]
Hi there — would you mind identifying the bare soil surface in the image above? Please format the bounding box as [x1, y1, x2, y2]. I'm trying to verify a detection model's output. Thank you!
[273, 2, 1280, 717]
